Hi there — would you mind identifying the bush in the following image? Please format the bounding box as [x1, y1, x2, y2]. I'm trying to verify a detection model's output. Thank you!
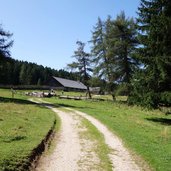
[159, 91, 171, 107]
[128, 91, 160, 109]
[127, 70, 169, 109]
[115, 83, 130, 96]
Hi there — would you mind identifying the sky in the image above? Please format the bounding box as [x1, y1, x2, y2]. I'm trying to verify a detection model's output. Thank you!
[0, 0, 140, 70]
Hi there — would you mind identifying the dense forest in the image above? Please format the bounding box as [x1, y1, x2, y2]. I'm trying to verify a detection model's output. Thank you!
[0, 56, 80, 86]
[0, 0, 171, 108]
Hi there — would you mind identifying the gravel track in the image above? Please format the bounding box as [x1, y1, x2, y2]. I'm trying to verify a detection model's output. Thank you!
[32, 99, 144, 171]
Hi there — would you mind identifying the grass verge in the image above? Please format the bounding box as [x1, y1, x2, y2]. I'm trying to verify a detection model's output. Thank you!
[0, 89, 59, 170]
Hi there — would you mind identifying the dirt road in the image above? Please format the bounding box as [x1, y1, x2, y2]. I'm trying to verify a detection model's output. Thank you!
[33, 99, 145, 171]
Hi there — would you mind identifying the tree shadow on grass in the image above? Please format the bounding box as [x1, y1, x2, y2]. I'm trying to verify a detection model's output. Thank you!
[0, 97, 51, 110]
[55, 103, 85, 109]
[37, 101, 94, 110]
[146, 117, 171, 126]
[0, 96, 35, 105]
[55, 103, 94, 110]
[0, 96, 94, 110]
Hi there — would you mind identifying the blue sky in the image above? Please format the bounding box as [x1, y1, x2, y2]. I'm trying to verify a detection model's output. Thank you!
[1, 0, 140, 70]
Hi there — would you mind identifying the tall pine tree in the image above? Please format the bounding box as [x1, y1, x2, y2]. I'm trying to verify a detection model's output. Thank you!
[91, 17, 116, 99]
[0, 25, 13, 58]
[91, 13, 138, 99]
[68, 41, 92, 98]
[0, 25, 13, 84]
[112, 12, 138, 84]
[129, 0, 171, 108]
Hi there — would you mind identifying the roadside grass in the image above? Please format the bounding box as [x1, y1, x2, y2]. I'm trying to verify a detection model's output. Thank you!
[44, 97, 171, 171]
[0, 89, 58, 170]
[30, 98, 61, 156]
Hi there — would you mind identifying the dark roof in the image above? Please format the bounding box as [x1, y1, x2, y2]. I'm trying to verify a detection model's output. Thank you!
[52, 76, 87, 90]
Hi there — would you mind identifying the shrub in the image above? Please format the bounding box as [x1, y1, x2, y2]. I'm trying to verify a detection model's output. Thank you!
[159, 91, 171, 107]
[115, 83, 130, 96]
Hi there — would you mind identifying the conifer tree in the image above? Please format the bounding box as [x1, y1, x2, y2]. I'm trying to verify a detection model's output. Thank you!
[19, 64, 27, 85]
[129, 0, 171, 108]
[68, 41, 92, 98]
[0, 25, 13, 84]
[0, 25, 13, 58]
[91, 13, 138, 99]
[112, 12, 138, 84]
[91, 17, 116, 99]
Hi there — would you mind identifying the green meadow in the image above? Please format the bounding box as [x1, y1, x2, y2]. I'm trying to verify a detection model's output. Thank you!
[0, 88, 171, 171]
[0, 89, 58, 170]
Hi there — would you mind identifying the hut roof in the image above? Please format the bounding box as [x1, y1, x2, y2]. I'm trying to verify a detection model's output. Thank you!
[52, 76, 87, 90]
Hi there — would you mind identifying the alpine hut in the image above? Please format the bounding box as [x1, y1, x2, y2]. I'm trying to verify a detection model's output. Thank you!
[48, 76, 87, 91]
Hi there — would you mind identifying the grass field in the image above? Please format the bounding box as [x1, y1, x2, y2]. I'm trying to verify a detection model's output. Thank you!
[44, 97, 171, 171]
[1, 88, 171, 170]
[0, 89, 58, 170]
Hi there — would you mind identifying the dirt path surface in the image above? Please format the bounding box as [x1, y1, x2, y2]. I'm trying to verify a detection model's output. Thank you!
[32, 99, 143, 171]
[35, 108, 97, 171]
[33, 101, 100, 171]
[67, 108, 142, 171]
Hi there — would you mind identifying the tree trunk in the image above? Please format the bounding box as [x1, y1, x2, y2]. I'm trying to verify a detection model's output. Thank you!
[111, 94, 116, 101]
[87, 86, 92, 99]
